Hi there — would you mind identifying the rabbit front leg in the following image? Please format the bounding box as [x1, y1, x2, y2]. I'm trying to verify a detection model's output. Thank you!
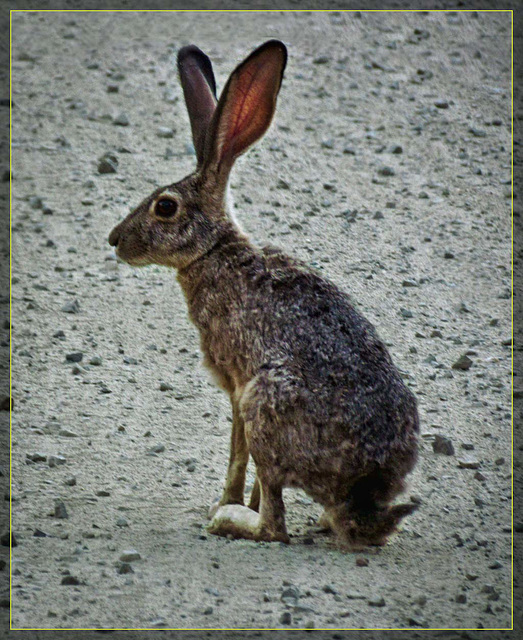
[208, 399, 249, 519]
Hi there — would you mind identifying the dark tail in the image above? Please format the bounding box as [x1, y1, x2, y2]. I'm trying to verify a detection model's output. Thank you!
[325, 465, 418, 549]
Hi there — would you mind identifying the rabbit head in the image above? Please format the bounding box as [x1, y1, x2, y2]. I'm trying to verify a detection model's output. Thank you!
[108, 40, 287, 270]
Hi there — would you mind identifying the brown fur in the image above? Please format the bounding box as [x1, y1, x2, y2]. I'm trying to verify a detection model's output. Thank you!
[108, 41, 419, 550]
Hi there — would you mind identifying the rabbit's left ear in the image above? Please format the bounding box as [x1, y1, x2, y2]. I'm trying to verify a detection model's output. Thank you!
[202, 40, 287, 178]
[178, 45, 218, 166]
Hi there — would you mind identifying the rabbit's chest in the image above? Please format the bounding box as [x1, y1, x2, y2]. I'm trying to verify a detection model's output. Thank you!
[199, 321, 255, 394]
[202, 347, 251, 396]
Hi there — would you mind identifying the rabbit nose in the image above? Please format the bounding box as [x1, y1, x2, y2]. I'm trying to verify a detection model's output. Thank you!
[108, 227, 120, 247]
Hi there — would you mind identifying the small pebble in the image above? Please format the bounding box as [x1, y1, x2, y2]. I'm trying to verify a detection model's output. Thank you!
[458, 456, 480, 470]
[432, 435, 455, 456]
[368, 596, 386, 607]
[157, 126, 175, 138]
[65, 352, 83, 363]
[279, 611, 292, 624]
[113, 112, 129, 126]
[149, 444, 165, 454]
[277, 178, 291, 190]
[116, 562, 134, 574]
[26, 452, 47, 463]
[469, 127, 486, 138]
[452, 354, 473, 371]
[53, 499, 68, 519]
[119, 549, 141, 562]
[323, 584, 337, 594]
[59, 429, 78, 437]
[378, 166, 395, 177]
[61, 300, 80, 314]
[281, 585, 300, 604]
[29, 196, 44, 209]
[0, 532, 16, 547]
[48, 455, 67, 467]
[97, 153, 118, 174]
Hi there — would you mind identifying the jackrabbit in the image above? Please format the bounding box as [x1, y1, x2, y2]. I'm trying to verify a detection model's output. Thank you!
[108, 40, 419, 548]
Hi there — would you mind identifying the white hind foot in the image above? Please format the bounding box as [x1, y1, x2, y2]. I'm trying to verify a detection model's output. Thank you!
[208, 504, 260, 539]
[207, 504, 290, 543]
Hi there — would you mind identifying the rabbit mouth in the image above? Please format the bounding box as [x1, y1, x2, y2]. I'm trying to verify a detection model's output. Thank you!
[114, 247, 151, 267]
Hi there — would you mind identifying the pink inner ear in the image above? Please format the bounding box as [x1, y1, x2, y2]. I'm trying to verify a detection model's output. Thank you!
[218, 50, 284, 162]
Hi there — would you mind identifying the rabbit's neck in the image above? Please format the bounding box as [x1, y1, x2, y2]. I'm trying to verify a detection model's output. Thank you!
[176, 226, 259, 390]
[176, 225, 253, 310]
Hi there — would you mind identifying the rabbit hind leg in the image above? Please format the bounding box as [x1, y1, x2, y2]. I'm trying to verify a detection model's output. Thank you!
[248, 473, 260, 511]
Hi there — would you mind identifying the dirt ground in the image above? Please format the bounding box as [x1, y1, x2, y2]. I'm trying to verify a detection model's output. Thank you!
[7, 9, 513, 631]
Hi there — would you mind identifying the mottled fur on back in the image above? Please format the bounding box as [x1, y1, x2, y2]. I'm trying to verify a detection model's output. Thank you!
[109, 40, 419, 549]
[179, 232, 418, 464]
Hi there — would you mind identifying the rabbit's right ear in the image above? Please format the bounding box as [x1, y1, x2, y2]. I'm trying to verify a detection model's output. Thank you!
[177, 45, 218, 166]
[202, 40, 287, 181]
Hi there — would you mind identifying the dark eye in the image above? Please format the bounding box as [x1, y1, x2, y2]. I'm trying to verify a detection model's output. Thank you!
[156, 199, 178, 218]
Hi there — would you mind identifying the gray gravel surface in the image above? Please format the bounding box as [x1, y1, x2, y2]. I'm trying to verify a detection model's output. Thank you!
[6, 8, 514, 633]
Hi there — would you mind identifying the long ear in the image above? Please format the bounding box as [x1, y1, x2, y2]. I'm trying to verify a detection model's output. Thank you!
[202, 40, 287, 178]
[177, 45, 218, 166]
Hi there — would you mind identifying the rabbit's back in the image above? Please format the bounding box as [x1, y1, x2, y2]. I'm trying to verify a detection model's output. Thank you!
[181, 238, 418, 468]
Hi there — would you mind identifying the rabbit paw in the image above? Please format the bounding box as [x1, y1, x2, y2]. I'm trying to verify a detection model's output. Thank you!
[207, 505, 290, 543]
[207, 504, 260, 539]
[207, 498, 245, 520]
